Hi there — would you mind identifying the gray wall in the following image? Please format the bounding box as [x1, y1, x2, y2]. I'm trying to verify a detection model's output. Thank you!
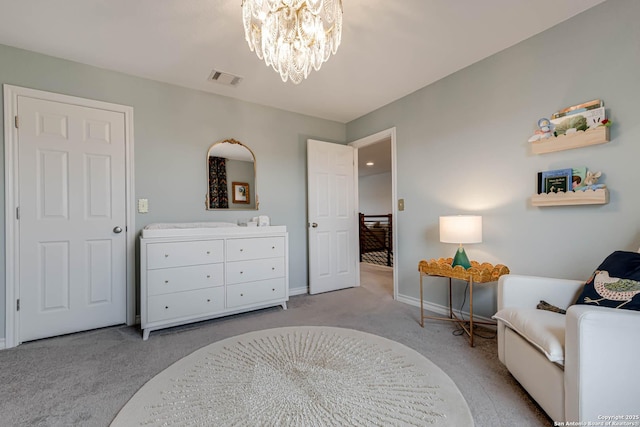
[347, 0, 640, 317]
[0, 44, 345, 338]
[226, 159, 256, 209]
[359, 172, 392, 215]
[2, 0, 639, 338]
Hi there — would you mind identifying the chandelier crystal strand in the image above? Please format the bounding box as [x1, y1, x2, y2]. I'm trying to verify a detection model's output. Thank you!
[242, 0, 343, 84]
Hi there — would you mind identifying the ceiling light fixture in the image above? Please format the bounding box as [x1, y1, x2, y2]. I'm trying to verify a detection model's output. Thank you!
[241, 0, 343, 84]
[366, 162, 374, 166]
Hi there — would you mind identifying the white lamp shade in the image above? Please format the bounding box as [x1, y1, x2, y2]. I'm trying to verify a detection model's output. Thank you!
[439, 215, 482, 244]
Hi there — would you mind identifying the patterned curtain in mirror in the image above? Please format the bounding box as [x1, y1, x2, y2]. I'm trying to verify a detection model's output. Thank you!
[209, 156, 229, 208]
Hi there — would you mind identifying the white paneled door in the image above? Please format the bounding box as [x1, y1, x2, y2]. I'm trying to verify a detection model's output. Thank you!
[307, 139, 358, 294]
[17, 96, 127, 342]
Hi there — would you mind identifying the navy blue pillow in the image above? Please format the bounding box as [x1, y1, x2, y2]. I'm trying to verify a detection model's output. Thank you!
[574, 251, 640, 311]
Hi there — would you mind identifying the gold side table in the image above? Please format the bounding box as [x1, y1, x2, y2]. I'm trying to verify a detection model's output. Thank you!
[418, 258, 510, 347]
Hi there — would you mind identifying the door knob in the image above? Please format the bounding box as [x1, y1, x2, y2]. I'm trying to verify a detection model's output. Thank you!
[113, 226, 123, 234]
[311, 222, 318, 228]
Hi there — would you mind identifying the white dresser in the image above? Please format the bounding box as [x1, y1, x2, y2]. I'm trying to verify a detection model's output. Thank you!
[140, 225, 288, 340]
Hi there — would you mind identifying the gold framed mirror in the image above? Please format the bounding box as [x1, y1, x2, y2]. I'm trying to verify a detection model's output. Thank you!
[206, 139, 257, 210]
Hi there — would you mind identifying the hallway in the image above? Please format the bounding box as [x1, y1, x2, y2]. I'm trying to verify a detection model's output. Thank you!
[360, 262, 393, 298]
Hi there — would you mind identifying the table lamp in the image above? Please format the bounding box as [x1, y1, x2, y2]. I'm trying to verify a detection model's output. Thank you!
[439, 215, 482, 269]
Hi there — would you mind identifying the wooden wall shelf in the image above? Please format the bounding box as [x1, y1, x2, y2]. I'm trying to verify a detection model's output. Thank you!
[531, 127, 609, 154]
[531, 188, 609, 207]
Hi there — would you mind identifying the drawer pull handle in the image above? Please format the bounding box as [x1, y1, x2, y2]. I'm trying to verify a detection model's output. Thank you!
[164, 280, 169, 284]
[272, 288, 275, 291]
[272, 246, 275, 249]
[240, 271, 243, 274]
[272, 267, 275, 270]
[207, 275, 211, 278]
[240, 293, 244, 297]
[165, 306, 169, 309]
[240, 248, 244, 252]
[165, 254, 169, 258]
[207, 299, 211, 303]
[206, 251, 210, 255]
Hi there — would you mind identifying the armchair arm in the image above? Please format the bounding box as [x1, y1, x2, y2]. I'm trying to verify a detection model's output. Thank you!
[498, 274, 584, 311]
[564, 305, 640, 422]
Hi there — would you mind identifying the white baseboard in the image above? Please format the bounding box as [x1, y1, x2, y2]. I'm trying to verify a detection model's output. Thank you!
[286, 287, 493, 324]
[289, 286, 308, 296]
[396, 294, 495, 324]
[1, 292, 491, 350]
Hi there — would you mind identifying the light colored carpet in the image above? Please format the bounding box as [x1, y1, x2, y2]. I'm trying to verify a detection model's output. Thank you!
[111, 326, 473, 426]
[0, 263, 551, 426]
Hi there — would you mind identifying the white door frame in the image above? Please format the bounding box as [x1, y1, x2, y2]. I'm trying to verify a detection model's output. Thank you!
[3, 84, 136, 348]
[349, 127, 398, 300]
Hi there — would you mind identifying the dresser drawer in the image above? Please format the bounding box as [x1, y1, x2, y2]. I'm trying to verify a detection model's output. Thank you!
[147, 287, 225, 323]
[226, 237, 285, 261]
[226, 257, 285, 285]
[226, 277, 287, 308]
[146, 240, 224, 269]
[147, 263, 224, 296]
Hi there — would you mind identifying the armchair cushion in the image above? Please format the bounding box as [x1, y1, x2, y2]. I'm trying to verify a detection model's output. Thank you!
[574, 251, 640, 311]
[493, 307, 566, 364]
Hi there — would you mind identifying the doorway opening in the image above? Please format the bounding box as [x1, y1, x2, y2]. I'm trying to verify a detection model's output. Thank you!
[350, 128, 397, 300]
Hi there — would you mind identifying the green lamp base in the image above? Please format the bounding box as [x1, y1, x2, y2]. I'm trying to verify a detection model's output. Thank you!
[451, 246, 471, 269]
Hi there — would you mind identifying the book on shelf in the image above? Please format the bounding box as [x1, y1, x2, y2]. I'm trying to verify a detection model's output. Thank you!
[572, 167, 587, 190]
[539, 168, 573, 194]
[537, 172, 543, 194]
[551, 107, 606, 135]
[551, 99, 603, 120]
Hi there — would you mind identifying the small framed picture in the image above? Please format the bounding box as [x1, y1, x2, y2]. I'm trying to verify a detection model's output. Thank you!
[541, 168, 572, 193]
[232, 182, 250, 204]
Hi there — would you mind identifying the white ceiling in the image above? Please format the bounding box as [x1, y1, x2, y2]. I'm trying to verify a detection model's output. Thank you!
[358, 138, 391, 177]
[0, 0, 606, 123]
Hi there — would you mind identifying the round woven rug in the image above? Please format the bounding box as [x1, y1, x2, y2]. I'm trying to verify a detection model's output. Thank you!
[111, 326, 473, 426]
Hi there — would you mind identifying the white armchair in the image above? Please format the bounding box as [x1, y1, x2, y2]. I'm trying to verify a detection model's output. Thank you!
[496, 274, 640, 423]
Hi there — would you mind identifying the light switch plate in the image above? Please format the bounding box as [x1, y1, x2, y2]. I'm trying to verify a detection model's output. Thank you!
[138, 198, 148, 213]
[398, 199, 405, 211]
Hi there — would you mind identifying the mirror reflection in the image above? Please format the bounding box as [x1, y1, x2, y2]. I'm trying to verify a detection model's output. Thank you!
[206, 139, 257, 210]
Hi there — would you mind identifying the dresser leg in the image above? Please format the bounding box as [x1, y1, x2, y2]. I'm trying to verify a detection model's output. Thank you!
[143, 329, 150, 341]
[281, 302, 288, 310]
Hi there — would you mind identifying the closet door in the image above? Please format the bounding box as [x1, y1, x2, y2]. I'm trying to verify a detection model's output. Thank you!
[18, 95, 127, 342]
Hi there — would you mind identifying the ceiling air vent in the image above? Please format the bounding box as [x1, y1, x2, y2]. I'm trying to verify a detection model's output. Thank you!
[208, 69, 242, 87]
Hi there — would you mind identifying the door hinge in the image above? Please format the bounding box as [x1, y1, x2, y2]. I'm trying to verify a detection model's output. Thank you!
[16, 299, 20, 311]
[16, 206, 20, 220]
[14, 115, 19, 128]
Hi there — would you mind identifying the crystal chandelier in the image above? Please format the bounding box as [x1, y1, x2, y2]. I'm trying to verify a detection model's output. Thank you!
[241, 0, 343, 84]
